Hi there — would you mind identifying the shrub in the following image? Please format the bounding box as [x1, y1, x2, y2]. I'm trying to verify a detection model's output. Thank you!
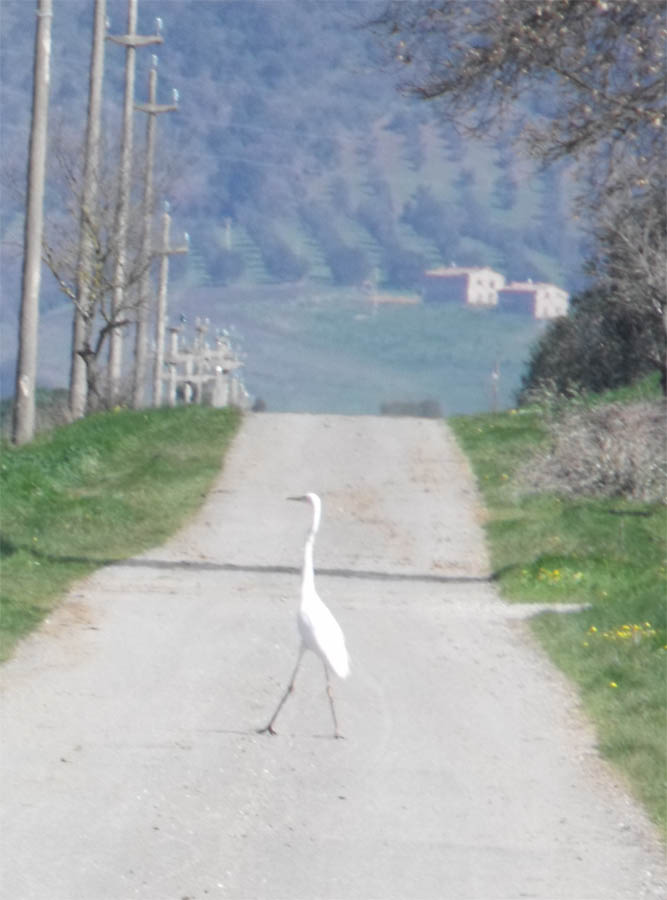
[327, 245, 371, 285]
[356, 198, 395, 247]
[243, 215, 309, 282]
[520, 400, 667, 502]
[0, 388, 71, 439]
[384, 247, 428, 289]
[298, 204, 371, 285]
[379, 398, 443, 418]
[401, 186, 459, 257]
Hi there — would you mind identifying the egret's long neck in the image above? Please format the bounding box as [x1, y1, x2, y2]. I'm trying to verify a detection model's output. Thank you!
[301, 500, 321, 597]
[302, 530, 316, 595]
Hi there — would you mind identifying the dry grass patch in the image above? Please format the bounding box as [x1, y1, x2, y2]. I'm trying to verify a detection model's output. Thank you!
[520, 400, 666, 503]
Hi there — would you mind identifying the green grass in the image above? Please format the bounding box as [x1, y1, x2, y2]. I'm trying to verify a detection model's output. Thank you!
[450, 384, 667, 836]
[0, 405, 241, 662]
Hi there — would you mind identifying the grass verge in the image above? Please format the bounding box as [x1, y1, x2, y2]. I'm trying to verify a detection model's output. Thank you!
[450, 394, 667, 837]
[0, 405, 241, 662]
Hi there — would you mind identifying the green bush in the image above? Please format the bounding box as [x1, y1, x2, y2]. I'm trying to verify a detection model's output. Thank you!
[519, 288, 661, 401]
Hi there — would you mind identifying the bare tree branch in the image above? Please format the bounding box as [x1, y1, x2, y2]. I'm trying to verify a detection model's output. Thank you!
[374, 0, 666, 192]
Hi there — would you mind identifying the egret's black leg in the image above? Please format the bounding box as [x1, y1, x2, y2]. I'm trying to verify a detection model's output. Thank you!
[324, 662, 343, 739]
[258, 645, 305, 736]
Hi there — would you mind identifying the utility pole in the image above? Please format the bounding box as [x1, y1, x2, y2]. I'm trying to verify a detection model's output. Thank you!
[131, 55, 178, 408]
[69, 0, 106, 420]
[12, 0, 53, 445]
[491, 360, 500, 413]
[106, 0, 162, 406]
[152, 208, 188, 406]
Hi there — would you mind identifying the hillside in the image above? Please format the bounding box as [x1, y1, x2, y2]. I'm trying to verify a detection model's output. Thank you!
[0, 0, 583, 407]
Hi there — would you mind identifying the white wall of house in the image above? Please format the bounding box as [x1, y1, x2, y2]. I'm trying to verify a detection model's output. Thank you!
[423, 266, 505, 306]
[467, 268, 506, 307]
[497, 282, 569, 319]
[534, 284, 569, 318]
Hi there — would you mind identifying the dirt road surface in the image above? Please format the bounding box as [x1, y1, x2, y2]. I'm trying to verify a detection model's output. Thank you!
[1, 414, 665, 899]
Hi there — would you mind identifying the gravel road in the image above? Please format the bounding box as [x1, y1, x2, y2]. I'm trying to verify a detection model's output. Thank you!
[1, 413, 665, 900]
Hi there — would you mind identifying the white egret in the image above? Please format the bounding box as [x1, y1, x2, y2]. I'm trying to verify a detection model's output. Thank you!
[258, 493, 349, 738]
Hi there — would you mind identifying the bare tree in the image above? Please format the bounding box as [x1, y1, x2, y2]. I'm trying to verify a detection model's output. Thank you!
[70, 0, 107, 421]
[372, 0, 667, 388]
[589, 173, 667, 388]
[374, 0, 665, 194]
[40, 126, 159, 411]
[3, 103, 187, 414]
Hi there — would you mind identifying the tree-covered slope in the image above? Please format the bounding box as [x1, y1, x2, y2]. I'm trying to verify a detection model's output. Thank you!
[1, 0, 583, 289]
[0, 0, 583, 404]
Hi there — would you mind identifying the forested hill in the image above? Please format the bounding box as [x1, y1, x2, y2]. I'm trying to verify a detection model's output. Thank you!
[0, 1, 585, 411]
[1, 0, 583, 297]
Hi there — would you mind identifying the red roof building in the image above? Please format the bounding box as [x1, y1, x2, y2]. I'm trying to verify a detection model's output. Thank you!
[422, 266, 506, 307]
[497, 281, 569, 319]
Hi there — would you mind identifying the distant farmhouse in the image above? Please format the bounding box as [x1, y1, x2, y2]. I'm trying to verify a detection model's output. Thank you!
[421, 265, 568, 319]
[422, 266, 505, 307]
[497, 281, 570, 319]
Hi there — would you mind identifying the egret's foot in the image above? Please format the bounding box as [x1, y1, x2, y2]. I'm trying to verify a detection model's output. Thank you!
[257, 724, 278, 736]
[334, 731, 345, 740]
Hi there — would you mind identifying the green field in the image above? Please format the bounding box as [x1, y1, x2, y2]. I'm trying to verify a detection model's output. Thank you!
[187, 287, 548, 416]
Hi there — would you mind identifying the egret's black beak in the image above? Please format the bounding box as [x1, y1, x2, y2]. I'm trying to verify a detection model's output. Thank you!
[286, 495, 307, 502]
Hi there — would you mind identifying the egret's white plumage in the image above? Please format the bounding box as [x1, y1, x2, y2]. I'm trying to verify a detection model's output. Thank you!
[258, 492, 349, 738]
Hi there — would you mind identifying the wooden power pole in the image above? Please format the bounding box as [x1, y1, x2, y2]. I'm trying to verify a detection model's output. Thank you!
[131, 56, 177, 408]
[69, 0, 106, 420]
[106, 0, 162, 406]
[12, 0, 53, 445]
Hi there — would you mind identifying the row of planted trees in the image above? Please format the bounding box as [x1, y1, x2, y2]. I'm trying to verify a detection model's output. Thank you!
[12, 0, 189, 445]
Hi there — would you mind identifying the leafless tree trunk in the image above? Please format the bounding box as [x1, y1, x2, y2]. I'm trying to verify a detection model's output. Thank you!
[40, 127, 161, 413]
[69, 0, 107, 420]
